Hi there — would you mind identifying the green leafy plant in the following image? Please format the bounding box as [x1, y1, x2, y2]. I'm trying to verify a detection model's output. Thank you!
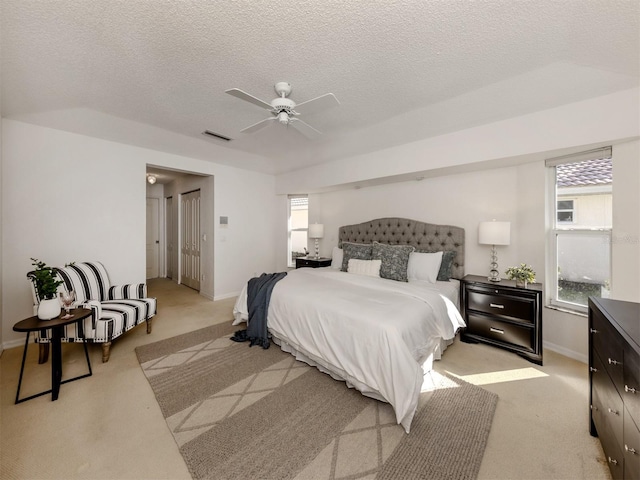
[505, 263, 536, 283]
[30, 258, 64, 300]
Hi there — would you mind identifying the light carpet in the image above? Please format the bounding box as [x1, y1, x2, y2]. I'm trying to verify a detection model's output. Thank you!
[135, 322, 498, 480]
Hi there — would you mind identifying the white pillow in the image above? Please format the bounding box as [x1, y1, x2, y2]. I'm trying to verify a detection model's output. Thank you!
[347, 258, 382, 277]
[407, 251, 443, 283]
[331, 246, 343, 269]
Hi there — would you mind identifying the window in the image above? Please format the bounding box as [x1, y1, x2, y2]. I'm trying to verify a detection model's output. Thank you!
[556, 199, 575, 224]
[546, 148, 612, 312]
[288, 195, 308, 267]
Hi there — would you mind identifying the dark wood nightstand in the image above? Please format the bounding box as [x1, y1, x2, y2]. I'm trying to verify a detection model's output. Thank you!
[295, 257, 332, 269]
[460, 274, 543, 365]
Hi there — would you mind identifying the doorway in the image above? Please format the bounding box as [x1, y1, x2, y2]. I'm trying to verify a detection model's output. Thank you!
[146, 197, 160, 279]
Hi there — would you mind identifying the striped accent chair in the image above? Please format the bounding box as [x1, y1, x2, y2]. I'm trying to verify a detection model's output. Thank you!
[27, 261, 157, 363]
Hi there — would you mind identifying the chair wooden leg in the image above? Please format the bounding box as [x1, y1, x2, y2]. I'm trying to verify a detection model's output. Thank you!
[146, 318, 153, 334]
[101, 342, 112, 363]
[38, 343, 50, 364]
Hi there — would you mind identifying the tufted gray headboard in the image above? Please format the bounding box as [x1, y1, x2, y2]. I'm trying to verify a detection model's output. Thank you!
[338, 218, 465, 279]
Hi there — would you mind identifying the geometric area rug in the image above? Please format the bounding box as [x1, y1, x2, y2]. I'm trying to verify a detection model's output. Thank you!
[135, 322, 498, 480]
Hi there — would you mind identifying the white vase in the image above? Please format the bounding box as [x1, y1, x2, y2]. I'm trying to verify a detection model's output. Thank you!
[38, 298, 61, 320]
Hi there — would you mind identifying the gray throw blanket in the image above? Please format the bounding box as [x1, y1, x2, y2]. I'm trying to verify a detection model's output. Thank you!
[231, 272, 287, 349]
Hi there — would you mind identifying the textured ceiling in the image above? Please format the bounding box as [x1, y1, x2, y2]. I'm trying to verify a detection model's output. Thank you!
[2, 1, 638, 175]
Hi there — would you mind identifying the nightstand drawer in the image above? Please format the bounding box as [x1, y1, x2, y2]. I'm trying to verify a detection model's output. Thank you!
[466, 313, 534, 352]
[467, 290, 535, 323]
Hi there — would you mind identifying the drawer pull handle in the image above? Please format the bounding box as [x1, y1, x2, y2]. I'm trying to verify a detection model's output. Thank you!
[489, 327, 504, 334]
[608, 358, 621, 366]
[607, 457, 618, 465]
[489, 303, 505, 309]
[589, 328, 598, 334]
[626, 445, 638, 455]
[607, 408, 619, 416]
[625, 385, 637, 394]
[589, 367, 598, 373]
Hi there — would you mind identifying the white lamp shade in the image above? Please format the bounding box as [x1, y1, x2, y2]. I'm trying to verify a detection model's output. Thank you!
[308, 223, 324, 239]
[478, 221, 511, 245]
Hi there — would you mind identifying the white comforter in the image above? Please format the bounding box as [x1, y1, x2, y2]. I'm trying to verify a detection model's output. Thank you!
[232, 268, 465, 433]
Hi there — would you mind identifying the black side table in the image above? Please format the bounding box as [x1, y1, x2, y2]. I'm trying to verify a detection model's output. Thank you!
[13, 308, 93, 404]
[295, 257, 332, 269]
[460, 275, 543, 365]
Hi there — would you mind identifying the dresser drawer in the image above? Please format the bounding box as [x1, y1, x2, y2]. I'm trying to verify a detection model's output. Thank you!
[466, 313, 534, 352]
[592, 352, 624, 446]
[592, 387, 625, 479]
[467, 289, 535, 323]
[591, 309, 625, 394]
[624, 342, 640, 423]
[624, 408, 640, 480]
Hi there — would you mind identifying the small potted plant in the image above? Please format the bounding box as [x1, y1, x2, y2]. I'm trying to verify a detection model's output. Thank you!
[505, 263, 536, 288]
[30, 258, 64, 319]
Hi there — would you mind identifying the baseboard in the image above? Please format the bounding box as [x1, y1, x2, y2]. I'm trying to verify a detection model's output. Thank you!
[2, 337, 26, 352]
[543, 340, 588, 364]
[213, 291, 240, 301]
[199, 291, 214, 301]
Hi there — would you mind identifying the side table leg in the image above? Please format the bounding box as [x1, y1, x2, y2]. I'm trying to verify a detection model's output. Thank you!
[15, 332, 31, 404]
[50, 326, 63, 401]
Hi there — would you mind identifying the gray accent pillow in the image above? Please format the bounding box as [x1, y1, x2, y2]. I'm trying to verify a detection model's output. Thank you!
[372, 242, 415, 282]
[341, 243, 373, 272]
[416, 250, 457, 281]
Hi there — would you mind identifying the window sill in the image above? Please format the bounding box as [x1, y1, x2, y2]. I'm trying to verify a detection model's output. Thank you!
[545, 304, 587, 318]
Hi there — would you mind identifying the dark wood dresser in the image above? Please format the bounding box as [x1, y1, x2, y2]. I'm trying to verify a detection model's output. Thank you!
[460, 275, 543, 365]
[589, 297, 640, 480]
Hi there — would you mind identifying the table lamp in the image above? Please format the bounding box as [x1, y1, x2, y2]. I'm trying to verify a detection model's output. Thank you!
[478, 220, 511, 282]
[308, 223, 324, 259]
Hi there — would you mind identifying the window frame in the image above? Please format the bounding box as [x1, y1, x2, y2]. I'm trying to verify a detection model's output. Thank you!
[287, 194, 309, 268]
[546, 148, 612, 314]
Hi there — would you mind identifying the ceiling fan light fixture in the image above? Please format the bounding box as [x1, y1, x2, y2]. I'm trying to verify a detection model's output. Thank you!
[277, 111, 289, 125]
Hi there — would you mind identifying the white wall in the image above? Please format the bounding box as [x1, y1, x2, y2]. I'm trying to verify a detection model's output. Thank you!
[611, 140, 640, 301]
[1, 119, 278, 348]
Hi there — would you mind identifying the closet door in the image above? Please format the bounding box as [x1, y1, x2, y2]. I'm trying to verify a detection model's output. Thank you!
[180, 190, 201, 291]
[165, 196, 174, 279]
[146, 197, 160, 279]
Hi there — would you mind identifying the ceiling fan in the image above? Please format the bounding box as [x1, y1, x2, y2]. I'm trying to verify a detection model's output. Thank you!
[225, 82, 340, 139]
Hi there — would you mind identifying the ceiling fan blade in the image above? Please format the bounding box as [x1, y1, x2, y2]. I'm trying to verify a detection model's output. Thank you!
[240, 117, 276, 134]
[294, 93, 340, 115]
[225, 88, 273, 110]
[289, 117, 322, 139]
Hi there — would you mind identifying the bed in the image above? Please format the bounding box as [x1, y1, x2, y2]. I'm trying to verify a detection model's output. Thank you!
[232, 218, 466, 433]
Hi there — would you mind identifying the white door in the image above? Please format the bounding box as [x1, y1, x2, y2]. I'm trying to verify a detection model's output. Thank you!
[146, 197, 160, 279]
[180, 190, 201, 291]
[165, 196, 174, 280]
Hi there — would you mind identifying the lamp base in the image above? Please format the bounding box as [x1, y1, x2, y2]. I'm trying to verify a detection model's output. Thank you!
[314, 239, 320, 259]
[487, 271, 502, 282]
[488, 245, 501, 282]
